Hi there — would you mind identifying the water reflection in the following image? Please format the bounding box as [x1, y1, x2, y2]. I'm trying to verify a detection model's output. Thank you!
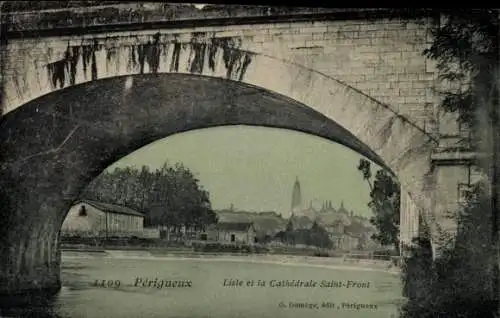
[0, 263, 90, 318]
[0, 292, 67, 318]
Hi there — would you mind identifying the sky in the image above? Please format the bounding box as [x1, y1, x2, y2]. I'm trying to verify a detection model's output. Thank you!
[108, 126, 382, 218]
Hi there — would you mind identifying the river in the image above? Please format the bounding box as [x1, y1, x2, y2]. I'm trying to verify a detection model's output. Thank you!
[1, 251, 404, 318]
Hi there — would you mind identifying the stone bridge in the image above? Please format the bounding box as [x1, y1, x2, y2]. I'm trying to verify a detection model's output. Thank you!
[0, 3, 479, 296]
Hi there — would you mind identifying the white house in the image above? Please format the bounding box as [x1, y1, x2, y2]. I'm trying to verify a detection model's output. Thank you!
[206, 222, 257, 245]
[61, 199, 145, 237]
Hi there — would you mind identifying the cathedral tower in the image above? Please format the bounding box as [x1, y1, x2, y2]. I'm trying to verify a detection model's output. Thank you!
[291, 176, 302, 216]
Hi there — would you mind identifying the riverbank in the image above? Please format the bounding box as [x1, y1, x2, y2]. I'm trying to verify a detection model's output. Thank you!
[61, 248, 400, 274]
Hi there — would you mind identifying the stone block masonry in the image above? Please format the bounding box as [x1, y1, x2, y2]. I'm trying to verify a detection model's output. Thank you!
[2, 15, 435, 136]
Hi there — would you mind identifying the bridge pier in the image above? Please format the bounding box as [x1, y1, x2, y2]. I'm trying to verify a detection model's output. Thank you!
[399, 190, 423, 254]
[0, 235, 61, 300]
[427, 133, 479, 257]
[398, 147, 479, 259]
[0, 159, 77, 301]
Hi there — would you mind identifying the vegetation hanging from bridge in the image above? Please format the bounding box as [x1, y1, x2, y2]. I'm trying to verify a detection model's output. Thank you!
[46, 40, 100, 88]
[45, 33, 254, 88]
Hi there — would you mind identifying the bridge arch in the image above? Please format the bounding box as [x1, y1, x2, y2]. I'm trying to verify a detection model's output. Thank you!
[3, 39, 436, 203]
[0, 43, 433, 296]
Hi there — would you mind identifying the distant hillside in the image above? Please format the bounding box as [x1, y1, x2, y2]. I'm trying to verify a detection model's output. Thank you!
[215, 210, 287, 236]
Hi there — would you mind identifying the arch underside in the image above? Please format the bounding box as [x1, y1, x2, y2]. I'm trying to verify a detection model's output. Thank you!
[0, 73, 391, 173]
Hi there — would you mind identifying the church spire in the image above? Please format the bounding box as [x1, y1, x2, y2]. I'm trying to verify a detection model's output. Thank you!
[291, 176, 302, 215]
[339, 201, 346, 214]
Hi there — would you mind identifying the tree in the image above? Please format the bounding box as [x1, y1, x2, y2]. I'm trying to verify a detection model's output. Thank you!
[308, 221, 333, 249]
[357, 158, 400, 252]
[284, 218, 295, 245]
[357, 159, 373, 191]
[81, 162, 218, 234]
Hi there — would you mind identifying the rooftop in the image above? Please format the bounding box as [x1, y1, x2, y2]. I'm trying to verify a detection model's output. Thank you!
[344, 221, 367, 236]
[76, 199, 144, 217]
[214, 221, 254, 232]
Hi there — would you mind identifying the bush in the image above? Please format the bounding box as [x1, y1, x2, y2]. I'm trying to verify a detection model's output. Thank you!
[400, 184, 496, 318]
[313, 251, 330, 257]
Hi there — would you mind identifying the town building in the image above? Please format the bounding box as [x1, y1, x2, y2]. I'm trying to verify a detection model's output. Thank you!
[206, 222, 257, 245]
[61, 199, 145, 237]
[288, 177, 379, 251]
[289, 214, 314, 230]
[214, 208, 287, 242]
[329, 233, 358, 250]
